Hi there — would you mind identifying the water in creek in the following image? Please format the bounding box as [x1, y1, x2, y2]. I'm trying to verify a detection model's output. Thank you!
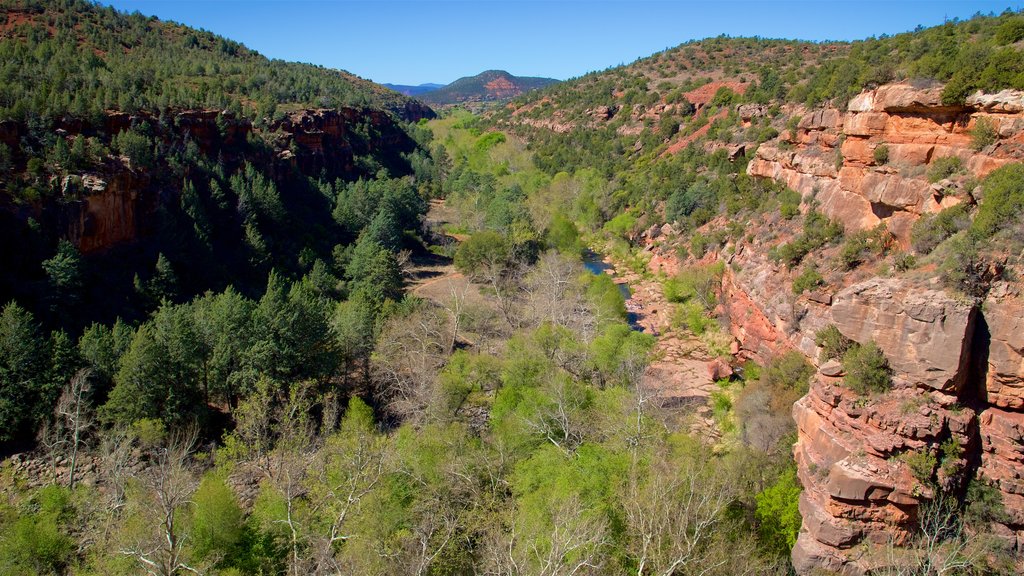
[581, 250, 641, 330]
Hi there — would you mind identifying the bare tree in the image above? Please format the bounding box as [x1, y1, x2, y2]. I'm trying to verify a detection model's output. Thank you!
[623, 446, 737, 576]
[877, 493, 992, 576]
[484, 496, 609, 576]
[117, 428, 203, 576]
[372, 305, 451, 421]
[56, 368, 93, 488]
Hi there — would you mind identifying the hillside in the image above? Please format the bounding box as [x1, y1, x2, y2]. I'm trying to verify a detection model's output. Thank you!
[0, 0, 438, 336]
[418, 69, 558, 106]
[0, 0, 433, 122]
[384, 82, 445, 96]
[2, 4, 1024, 576]
[482, 10, 1024, 576]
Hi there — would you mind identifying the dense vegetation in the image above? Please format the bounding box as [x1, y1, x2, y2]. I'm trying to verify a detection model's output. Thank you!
[2, 2, 1024, 574]
[0, 0, 426, 122]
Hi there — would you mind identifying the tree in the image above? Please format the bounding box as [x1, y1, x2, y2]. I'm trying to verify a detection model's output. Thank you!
[42, 239, 85, 315]
[0, 302, 48, 443]
[116, 429, 205, 576]
[51, 369, 94, 489]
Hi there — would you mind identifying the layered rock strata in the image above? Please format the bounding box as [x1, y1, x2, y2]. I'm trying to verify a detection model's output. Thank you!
[748, 84, 1024, 246]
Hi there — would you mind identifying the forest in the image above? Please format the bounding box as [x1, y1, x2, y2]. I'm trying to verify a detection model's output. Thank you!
[2, 1, 1024, 575]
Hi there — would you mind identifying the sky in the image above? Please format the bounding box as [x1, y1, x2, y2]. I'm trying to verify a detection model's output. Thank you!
[99, 1, 1021, 85]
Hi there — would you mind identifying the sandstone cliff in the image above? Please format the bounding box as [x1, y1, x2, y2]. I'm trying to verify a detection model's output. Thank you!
[735, 84, 1024, 573]
[747, 83, 1024, 246]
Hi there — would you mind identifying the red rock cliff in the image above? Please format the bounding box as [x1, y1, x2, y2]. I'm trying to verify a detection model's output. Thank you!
[748, 84, 1024, 246]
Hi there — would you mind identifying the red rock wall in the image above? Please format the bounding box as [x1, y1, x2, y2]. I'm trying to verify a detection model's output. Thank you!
[748, 84, 1024, 246]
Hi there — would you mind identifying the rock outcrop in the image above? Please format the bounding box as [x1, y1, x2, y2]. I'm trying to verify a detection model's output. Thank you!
[748, 84, 1024, 245]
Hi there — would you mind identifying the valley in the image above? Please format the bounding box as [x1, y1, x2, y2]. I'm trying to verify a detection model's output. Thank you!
[0, 1, 1023, 575]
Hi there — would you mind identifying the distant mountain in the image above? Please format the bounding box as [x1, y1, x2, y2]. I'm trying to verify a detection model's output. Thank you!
[385, 83, 445, 97]
[418, 70, 559, 106]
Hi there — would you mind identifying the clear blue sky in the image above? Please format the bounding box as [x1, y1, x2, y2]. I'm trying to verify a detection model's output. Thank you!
[100, 1, 1020, 85]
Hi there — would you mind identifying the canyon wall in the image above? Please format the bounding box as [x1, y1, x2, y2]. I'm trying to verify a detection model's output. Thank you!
[748, 83, 1024, 246]
[26, 106, 419, 255]
[736, 84, 1024, 573]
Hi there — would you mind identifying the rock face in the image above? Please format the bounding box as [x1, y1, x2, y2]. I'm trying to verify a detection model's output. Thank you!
[785, 277, 1024, 574]
[831, 279, 976, 393]
[748, 84, 1024, 245]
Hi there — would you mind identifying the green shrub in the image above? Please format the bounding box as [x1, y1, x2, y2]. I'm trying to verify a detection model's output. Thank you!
[900, 449, 937, 484]
[755, 465, 802, 558]
[927, 156, 965, 183]
[663, 262, 724, 310]
[838, 226, 888, 270]
[972, 163, 1024, 239]
[815, 325, 854, 362]
[910, 204, 970, 254]
[778, 188, 801, 220]
[939, 233, 989, 297]
[761, 351, 814, 393]
[872, 144, 889, 165]
[892, 252, 917, 272]
[841, 341, 891, 395]
[792, 266, 824, 295]
[970, 117, 998, 151]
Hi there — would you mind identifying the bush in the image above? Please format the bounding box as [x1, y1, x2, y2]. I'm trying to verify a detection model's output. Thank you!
[927, 156, 965, 183]
[815, 325, 854, 361]
[910, 204, 970, 254]
[663, 262, 724, 310]
[972, 163, 1024, 239]
[872, 144, 889, 165]
[792, 266, 824, 295]
[939, 234, 988, 297]
[892, 252, 917, 272]
[755, 465, 802, 557]
[841, 341, 891, 395]
[838, 226, 888, 270]
[970, 117, 998, 151]
[900, 449, 937, 484]
[761, 351, 814, 394]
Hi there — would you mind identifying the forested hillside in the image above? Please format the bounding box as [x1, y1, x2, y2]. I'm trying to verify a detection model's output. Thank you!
[2, 2, 1024, 575]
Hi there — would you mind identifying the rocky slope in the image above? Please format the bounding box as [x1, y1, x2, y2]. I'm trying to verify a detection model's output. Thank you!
[738, 85, 1024, 573]
[629, 82, 1024, 574]
[748, 83, 1024, 246]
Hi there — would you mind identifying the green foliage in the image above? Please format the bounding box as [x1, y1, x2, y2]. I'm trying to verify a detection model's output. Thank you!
[474, 131, 507, 152]
[972, 163, 1024, 239]
[838, 225, 888, 270]
[755, 465, 802, 557]
[872, 144, 889, 165]
[778, 188, 801, 219]
[996, 16, 1024, 44]
[901, 449, 938, 484]
[938, 234, 988, 297]
[545, 213, 584, 256]
[911, 203, 970, 255]
[815, 325, 854, 362]
[0, 485, 76, 576]
[0, 0, 422, 122]
[770, 209, 844, 268]
[841, 341, 891, 395]
[0, 302, 50, 442]
[761, 351, 814, 395]
[453, 231, 512, 280]
[970, 117, 999, 151]
[792, 266, 824, 295]
[927, 156, 965, 183]
[191, 471, 245, 563]
[663, 262, 724, 310]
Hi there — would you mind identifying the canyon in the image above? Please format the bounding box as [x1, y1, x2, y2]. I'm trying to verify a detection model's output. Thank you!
[674, 83, 1024, 574]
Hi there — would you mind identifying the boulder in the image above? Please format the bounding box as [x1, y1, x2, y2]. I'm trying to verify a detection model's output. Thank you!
[819, 359, 844, 377]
